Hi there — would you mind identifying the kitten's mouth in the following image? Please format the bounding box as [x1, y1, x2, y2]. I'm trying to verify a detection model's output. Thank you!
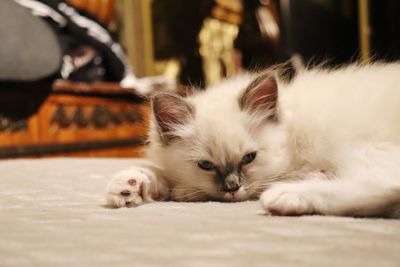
[223, 187, 247, 202]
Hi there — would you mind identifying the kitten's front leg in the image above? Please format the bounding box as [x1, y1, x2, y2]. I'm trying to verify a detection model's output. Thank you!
[260, 170, 400, 217]
[261, 144, 400, 217]
[106, 166, 170, 208]
[260, 171, 332, 216]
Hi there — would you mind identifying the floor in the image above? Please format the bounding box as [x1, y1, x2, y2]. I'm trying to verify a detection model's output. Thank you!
[1, 158, 400, 267]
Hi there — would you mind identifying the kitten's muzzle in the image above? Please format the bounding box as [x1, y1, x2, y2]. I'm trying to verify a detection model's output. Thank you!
[222, 174, 241, 192]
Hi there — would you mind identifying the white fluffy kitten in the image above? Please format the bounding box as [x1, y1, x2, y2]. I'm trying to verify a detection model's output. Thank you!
[107, 62, 400, 218]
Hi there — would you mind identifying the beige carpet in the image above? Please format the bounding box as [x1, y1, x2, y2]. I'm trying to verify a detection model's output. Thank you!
[1, 158, 400, 267]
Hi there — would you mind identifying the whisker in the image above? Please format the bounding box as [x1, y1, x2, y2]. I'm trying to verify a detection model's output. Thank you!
[180, 190, 206, 202]
[179, 189, 204, 197]
[245, 172, 289, 194]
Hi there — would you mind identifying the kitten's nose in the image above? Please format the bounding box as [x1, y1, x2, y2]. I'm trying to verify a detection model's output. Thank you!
[223, 174, 241, 192]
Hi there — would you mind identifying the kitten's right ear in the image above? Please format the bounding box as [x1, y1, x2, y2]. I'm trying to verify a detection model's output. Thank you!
[152, 93, 194, 143]
[239, 73, 278, 121]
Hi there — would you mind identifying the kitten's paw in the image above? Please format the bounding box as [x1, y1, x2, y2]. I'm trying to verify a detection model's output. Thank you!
[260, 184, 316, 216]
[106, 168, 152, 208]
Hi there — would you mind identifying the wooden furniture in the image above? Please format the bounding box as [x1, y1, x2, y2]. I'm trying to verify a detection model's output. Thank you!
[0, 81, 150, 158]
[68, 0, 115, 24]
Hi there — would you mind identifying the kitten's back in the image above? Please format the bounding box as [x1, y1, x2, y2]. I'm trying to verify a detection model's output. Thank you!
[282, 63, 400, 146]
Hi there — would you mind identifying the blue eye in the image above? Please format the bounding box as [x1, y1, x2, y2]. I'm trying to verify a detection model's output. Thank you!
[197, 160, 215, 171]
[241, 152, 257, 165]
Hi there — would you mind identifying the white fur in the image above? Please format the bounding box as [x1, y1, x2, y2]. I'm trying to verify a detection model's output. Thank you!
[263, 63, 400, 217]
[108, 63, 400, 217]
[106, 166, 169, 208]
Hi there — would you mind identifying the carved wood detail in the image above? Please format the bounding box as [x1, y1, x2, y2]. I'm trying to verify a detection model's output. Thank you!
[72, 106, 90, 128]
[51, 105, 71, 128]
[0, 114, 28, 133]
[50, 104, 144, 130]
[0, 80, 152, 157]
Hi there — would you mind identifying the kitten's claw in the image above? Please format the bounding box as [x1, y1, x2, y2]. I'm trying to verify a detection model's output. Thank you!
[106, 168, 152, 208]
[260, 184, 317, 216]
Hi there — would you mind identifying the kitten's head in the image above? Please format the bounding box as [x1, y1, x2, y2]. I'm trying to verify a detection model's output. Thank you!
[148, 73, 291, 202]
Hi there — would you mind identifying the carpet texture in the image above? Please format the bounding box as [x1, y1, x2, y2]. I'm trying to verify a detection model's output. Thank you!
[0, 158, 400, 267]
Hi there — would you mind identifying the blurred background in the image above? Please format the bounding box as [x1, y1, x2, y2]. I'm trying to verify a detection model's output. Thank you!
[0, 0, 399, 158]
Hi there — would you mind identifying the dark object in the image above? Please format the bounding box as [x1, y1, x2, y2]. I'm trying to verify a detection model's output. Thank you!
[279, 0, 359, 65]
[2, 0, 130, 84]
[0, 0, 62, 81]
[152, 0, 214, 87]
[236, 0, 287, 70]
[369, 0, 400, 60]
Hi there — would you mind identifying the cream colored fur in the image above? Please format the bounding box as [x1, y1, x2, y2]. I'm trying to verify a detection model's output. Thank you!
[107, 63, 400, 217]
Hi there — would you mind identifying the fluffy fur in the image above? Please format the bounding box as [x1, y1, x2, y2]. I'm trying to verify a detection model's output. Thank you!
[107, 62, 400, 218]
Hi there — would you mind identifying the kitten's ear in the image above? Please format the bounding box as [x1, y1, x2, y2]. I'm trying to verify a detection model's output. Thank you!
[239, 74, 278, 120]
[152, 93, 194, 143]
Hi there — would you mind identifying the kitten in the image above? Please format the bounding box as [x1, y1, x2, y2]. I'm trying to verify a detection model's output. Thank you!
[107, 62, 400, 218]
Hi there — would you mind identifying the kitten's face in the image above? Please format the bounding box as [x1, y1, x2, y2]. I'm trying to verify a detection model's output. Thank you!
[149, 74, 291, 202]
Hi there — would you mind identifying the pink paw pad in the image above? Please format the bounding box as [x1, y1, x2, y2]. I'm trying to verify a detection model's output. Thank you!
[128, 179, 137, 186]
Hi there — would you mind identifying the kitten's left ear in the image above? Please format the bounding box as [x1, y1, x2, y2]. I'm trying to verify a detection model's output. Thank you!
[239, 74, 278, 120]
[152, 93, 194, 143]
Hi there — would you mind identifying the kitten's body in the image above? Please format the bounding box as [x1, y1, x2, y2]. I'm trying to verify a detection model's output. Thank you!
[107, 63, 400, 218]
